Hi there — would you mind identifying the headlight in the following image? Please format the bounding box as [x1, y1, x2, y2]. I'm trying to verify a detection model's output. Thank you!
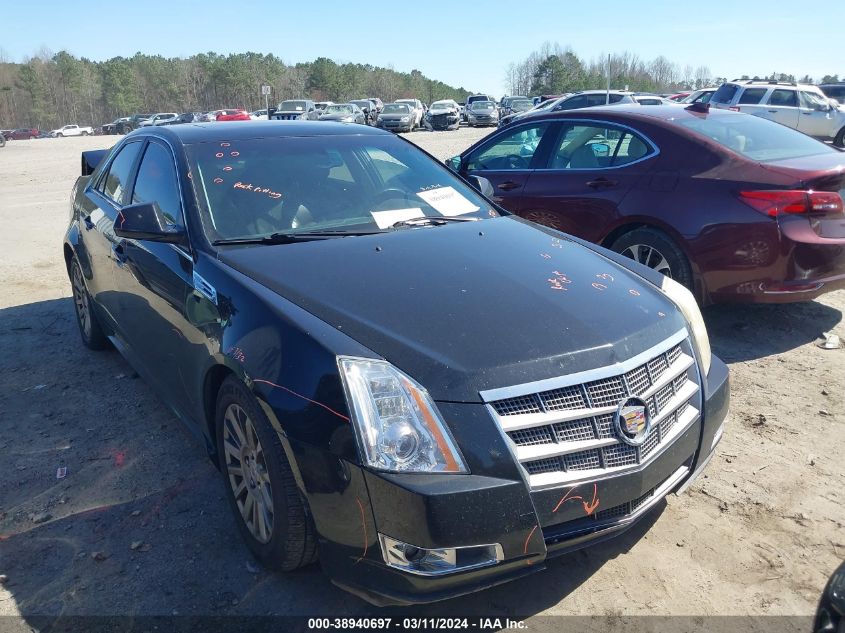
[659, 277, 711, 374]
[341, 117, 353, 122]
[401, 116, 409, 122]
[338, 357, 468, 473]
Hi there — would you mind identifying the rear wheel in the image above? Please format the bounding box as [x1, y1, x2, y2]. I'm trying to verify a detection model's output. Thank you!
[216, 376, 318, 571]
[70, 257, 108, 350]
[611, 227, 693, 290]
[834, 126, 845, 148]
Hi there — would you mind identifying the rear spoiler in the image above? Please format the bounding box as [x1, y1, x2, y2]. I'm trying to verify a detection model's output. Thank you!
[81, 149, 109, 176]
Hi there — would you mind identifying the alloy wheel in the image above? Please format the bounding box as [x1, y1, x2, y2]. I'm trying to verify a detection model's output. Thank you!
[71, 263, 91, 338]
[620, 243, 673, 277]
[223, 403, 274, 544]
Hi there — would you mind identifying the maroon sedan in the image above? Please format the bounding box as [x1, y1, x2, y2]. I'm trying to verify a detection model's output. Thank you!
[448, 104, 845, 304]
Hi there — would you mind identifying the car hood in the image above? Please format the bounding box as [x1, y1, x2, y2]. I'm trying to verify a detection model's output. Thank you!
[379, 113, 410, 119]
[219, 217, 685, 403]
[320, 113, 353, 121]
[429, 108, 457, 115]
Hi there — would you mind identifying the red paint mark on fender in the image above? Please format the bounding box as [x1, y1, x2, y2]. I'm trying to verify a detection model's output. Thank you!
[523, 524, 538, 564]
[215, 152, 224, 158]
[117, 211, 126, 229]
[355, 496, 368, 564]
[548, 270, 572, 291]
[113, 450, 126, 468]
[213, 178, 223, 184]
[220, 142, 230, 147]
[592, 282, 607, 291]
[629, 289, 641, 296]
[540, 253, 551, 260]
[223, 166, 233, 172]
[658, 311, 666, 318]
[252, 379, 350, 422]
[596, 273, 614, 282]
[552, 483, 599, 516]
[230, 151, 240, 157]
[228, 347, 245, 363]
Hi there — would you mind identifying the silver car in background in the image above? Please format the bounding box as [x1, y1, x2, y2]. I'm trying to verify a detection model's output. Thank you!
[376, 103, 415, 132]
[466, 100, 499, 127]
[318, 103, 367, 124]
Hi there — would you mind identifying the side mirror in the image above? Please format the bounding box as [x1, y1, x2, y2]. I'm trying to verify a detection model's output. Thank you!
[114, 202, 185, 243]
[446, 155, 462, 172]
[468, 175, 495, 198]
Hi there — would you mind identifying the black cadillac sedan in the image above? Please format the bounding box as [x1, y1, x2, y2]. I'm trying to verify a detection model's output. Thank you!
[64, 121, 728, 605]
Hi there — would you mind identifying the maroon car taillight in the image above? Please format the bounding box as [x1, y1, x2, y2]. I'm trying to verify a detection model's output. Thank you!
[738, 190, 845, 217]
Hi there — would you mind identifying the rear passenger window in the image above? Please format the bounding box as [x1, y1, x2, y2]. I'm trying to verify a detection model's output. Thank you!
[556, 96, 587, 111]
[97, 141, 143, 204]
[768, 90, 798, 107]
[712, 84, 738, 104]
[738, 88, 767, 104]
[131, 142, 183, 227]
[549, 125, 653, 169]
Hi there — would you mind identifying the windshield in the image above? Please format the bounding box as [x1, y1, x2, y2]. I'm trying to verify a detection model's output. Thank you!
[280, 100, 307, 111]
[382, 104, 410, 114]
[188, 135, 498, 241]
[511, 100, 533, 111]
[350, 101, 369, 109]
[471, 102, 495, 110]
[325, 105, 353, 114]
[431, 101, 454, 110]
[675, 112, 839, 162]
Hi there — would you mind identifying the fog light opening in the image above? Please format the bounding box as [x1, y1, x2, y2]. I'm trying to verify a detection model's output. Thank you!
[378, 534, 503, 576]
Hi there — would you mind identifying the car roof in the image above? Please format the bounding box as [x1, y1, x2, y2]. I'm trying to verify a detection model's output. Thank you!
[140, 121, 392, 144]
[529, 103, 742, 125]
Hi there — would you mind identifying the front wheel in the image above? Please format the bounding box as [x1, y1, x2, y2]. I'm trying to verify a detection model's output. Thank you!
[216, 376, 318, 571]
[834, 126, 845, 148]
[611, 227, 693, 290]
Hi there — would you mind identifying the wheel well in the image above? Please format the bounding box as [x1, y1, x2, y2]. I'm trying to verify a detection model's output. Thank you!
[203, 364, 236, 457]
[63, 244, 74, 274]
[601, 222, 648, 249]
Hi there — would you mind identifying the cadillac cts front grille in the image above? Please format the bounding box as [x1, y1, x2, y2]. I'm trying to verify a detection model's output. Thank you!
[480, 330, 701, 489]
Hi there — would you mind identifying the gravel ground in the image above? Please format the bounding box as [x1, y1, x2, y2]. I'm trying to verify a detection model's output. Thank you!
[0, 131, 843, 628]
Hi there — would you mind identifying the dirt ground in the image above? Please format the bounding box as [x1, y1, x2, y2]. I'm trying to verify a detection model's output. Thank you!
[0, 132, 843, 627]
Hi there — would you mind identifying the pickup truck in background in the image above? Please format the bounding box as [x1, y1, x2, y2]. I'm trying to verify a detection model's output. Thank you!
[50, 124, 94, 137]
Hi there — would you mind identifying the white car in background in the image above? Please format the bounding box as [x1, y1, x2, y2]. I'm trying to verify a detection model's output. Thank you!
[50, 124, 94, 137]
[395, 98, 424, 129]
[138, 113, 179, 127]
[250, 109, 269, 120]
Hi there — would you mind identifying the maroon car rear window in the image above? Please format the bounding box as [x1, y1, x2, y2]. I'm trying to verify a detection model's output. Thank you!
[675, 113, 839, 162]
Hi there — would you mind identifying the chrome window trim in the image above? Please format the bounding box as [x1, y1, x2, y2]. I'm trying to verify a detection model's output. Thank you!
[532, 117, 660, 172]
[479, 328, 688, 403]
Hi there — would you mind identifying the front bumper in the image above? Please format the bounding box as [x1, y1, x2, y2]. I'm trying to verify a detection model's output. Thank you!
[317, 355, 729, 606]
[378, 120, 413, 132]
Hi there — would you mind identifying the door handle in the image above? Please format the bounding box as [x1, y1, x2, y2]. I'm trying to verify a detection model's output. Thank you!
[83, 216, 95, 230]
[586, 178, 618, 189]
[497, 181, 521, 191]
[111, 242, 127, 265]
[768, 109, 778, 113]
[801, 111, 813, 115]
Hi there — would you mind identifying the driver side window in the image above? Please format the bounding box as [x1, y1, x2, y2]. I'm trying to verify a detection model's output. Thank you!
[466, 123, 549, 171]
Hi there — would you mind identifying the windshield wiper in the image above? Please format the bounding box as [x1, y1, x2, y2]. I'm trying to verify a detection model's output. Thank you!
[213, 229, 382, 245]
[391, 216, 479, 229]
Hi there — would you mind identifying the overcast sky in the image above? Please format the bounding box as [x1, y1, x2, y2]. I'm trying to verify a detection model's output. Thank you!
[2, 0, 842, 96]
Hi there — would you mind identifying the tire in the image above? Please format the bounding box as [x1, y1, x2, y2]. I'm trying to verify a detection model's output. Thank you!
[610, 227, 693, 290]
[834, 126, 845, 148]
[69, 257, 109, 350]
[82, 131, 89, 136]
[0, 135, 5, 148]
[216, 376, 318, 571]
[58, 133, 64, 137]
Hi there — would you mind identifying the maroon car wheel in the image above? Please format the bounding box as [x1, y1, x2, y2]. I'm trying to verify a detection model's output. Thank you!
[611, 228, 693, 291]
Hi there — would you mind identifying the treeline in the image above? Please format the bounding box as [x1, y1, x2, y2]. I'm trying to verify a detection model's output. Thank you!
[0, 50, 473, 129]
[504, 42, 842, 96]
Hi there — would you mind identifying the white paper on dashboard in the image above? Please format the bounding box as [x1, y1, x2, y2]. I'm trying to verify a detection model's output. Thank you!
[416, 186, 479, 216]
[370, 208, 425, 229]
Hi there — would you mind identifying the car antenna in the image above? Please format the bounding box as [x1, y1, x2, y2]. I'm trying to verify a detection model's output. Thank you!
[685, 102, 710, 113]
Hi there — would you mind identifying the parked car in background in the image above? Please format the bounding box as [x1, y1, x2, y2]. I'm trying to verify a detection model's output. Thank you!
[8, 127, 41, 140]
[457, 101, 466, 120]
[464, 94, 495, 121]
[502, 98, 534, 118]
[499, 95, 570, 129]
[395, 98, 424, 128]
[117, 114, 154, 133]
[819, 83, 845, 102]
[376, 102, 415, 132]
[499, 95, 528, 116]
[466, 100, 499, 127]
[367, 97, 384, 114]
[314, 101, 334, 113]
[167, 112, 201, 125]
[815, 561, 845, 633]
[216, 109, 251, 122]
[272, 100, 319, 121]
[349, 99, 377, 125]
[710, 80, 845, 146]
[447, 104, 845, 305]
[64, 120, 726, 606]
[50, 124, 94, 137]
[679, 88, 716, 105]
[101, 118, 131, 135]
[0, 132, 5, 148]
[138, 113, 179, 127]
[424, 99, 461, 130]
[667, 92, 691, 102]
[318, 103, 366, 124]
[633, 95, 674, 105]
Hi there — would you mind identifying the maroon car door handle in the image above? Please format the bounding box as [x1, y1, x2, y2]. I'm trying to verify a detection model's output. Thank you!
[586, 178, 618, 189]
[497, 181, 521, 191]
